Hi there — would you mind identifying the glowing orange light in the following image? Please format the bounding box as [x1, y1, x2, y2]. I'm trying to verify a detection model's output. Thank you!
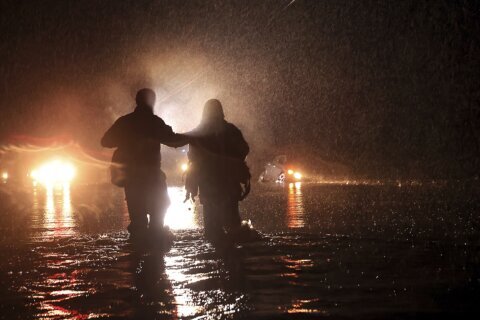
[293, 172, 302, 180]
[287, 181, 304, 228]
[287, 169, 294, 175]
[1, 172, 8, 180]
[31, 160, 76, 186]
[180, 163, 189, 172]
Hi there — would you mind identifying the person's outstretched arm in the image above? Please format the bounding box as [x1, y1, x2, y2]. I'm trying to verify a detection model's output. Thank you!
[155, 117, 190, 148]
[162, 132, 190, 148]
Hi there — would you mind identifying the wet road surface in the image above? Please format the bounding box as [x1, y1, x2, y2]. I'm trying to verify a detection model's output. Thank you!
[1, 181, 479, 319]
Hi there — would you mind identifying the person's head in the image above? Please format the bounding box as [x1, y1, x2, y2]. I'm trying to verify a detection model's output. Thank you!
[135, 88, 156, 109]
[201, 99, 225, 123]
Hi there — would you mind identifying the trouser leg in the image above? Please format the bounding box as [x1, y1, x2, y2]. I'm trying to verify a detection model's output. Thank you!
[148, 179, 170, 232]
[225, 200, 242, 230]
[203, 202, 223, 238]
[124, 183, 148, 234]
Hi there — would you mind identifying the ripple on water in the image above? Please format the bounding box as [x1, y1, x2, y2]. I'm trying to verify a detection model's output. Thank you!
[1, 183, 479, 318]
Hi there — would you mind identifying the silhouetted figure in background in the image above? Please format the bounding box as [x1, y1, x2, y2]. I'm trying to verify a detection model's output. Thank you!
[185, 99, 250, 242]
[101, 88, 187, 241]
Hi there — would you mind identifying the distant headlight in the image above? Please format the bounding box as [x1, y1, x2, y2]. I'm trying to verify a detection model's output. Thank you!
[31, 159, 76, 186]
[293, 172, 302, 180]
[181, 163, 189, 172]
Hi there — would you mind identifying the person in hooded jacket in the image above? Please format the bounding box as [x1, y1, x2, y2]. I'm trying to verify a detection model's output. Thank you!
[185, 99, 250, 241]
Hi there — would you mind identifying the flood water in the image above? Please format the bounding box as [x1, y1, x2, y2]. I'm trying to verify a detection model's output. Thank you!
[0, 180, 479, 319]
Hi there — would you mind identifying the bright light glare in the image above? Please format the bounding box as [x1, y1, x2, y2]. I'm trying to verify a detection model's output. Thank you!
[287, 169, 294, 175]
[293, 172, 302, 180]
[181, 163, 189, 172]
[31, 160, 76, 186]
[1, 172, 8, 180]
[164, 187, 197, 230]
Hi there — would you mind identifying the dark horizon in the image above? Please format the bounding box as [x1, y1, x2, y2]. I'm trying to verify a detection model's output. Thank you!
[1, 0, 479, 178]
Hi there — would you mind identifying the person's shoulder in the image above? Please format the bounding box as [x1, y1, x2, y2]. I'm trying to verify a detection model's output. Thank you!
[113, 113, 132, 125]
[153, 115, 168, 126]
[119, 109, 140, 119]
[225, 122, 243, 134]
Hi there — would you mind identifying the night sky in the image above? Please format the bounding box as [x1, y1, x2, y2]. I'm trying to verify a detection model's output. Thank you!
[0, 0, 479, 178]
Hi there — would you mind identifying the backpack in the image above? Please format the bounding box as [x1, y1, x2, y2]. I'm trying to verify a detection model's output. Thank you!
[110, 149, 127, 187]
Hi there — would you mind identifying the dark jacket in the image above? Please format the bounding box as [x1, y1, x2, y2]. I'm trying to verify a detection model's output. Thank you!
[101, 105, 187, 168]
[186, 121, 250, 201]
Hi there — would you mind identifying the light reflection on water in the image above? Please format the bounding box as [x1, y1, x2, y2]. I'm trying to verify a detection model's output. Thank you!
[287, 182, 305, 228]
[164, 253, 204, 318]
[32, 182, 75, 240]
[31, 185, 197, 240]
[2, 182, 476, 319]
[25, 183, 337, 318]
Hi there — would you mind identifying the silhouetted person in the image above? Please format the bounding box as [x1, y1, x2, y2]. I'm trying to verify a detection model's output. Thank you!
[185, 99, 250, 242]
[101, 88, 187, 240]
